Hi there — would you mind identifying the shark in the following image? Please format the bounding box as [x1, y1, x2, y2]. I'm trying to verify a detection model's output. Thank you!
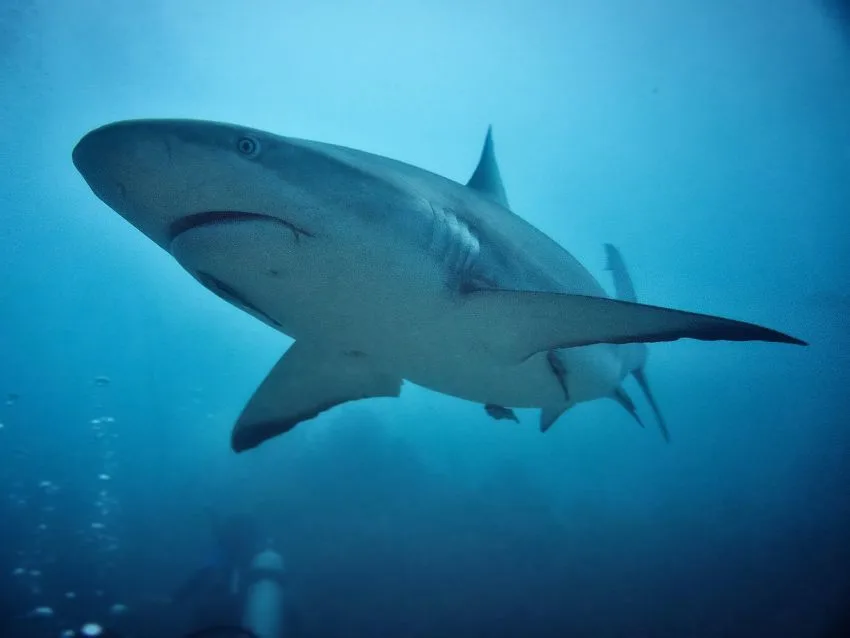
[72, 119, 806, 452]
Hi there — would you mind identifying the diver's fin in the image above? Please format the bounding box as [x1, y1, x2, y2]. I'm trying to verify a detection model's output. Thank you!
[466, 125, 509, 208]
[540, 405, 570, 432]
[231, 341, 402, 452]
[458, 289, 806, 363]
[604, 243, 638, 302]
[611, 386, 643, 428]
[485, 404, 519, 422]
[632, 367, 670, 442]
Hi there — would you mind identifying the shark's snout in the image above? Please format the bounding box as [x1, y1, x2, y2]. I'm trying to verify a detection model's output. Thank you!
[72, 126, 122, 203]
[74, 120, 173, 176]
[71, 124, 109, 172]
[72, 120, 207, 249]
[73, 121, 137, 175]
[70, 134, 90, 174]
[73, 122, 167, 213]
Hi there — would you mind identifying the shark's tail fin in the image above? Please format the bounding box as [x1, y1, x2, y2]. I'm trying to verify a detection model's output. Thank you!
[604, 243, 637, 302]
[632, 367, 670, 442]
[605, 243, 670, 442]
[611, 386, 644, 429]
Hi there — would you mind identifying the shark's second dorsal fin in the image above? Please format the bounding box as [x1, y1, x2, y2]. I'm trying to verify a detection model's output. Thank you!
[466, 126, 509, 209]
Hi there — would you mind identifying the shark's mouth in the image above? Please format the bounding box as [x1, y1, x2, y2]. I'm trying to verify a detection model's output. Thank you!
[168, 211, 290, 330]
[168, 211, 278, 241]
[169, 211, 314, 243]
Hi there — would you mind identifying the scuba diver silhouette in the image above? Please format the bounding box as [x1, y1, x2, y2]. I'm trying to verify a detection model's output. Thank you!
[173, 511, 260, 627]
[172, 511, 294, 638]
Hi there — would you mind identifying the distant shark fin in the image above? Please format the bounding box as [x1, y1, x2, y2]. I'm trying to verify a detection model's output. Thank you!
[540, 405, 570, 432]
[632, 367, 670, 442]
[604, 243, 637, 302]
[611, 386, 643, 428]
[231, 341, 402, 452]
[466, 125, 509, 209]
[456, 289, 806, 364]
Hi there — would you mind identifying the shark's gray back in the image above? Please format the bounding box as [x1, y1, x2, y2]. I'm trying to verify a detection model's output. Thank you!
[289, 137, 609, 298]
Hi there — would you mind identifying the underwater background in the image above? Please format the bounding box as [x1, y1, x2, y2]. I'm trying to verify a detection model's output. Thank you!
[1, 0, 849, 636]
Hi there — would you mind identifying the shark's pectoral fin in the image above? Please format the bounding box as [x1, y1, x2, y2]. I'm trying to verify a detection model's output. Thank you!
[611, 386, 643, 428]
[459, 289, 806, 362]
[632, 367, 670, 442]
[231, 341, 402, 452]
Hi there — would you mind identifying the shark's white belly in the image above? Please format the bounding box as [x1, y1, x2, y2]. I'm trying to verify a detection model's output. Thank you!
[171, 218, 621, 408]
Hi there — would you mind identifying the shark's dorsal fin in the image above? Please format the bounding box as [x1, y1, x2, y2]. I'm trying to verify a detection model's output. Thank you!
[466, 126, 509, 209]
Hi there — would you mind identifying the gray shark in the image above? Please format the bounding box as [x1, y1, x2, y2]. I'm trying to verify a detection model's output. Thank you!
[72, 120, 806, 452]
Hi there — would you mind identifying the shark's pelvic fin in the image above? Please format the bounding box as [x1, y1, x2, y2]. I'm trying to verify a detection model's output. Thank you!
[546, 349, 570, 401]
[459, 289, 807, 363]
[484, 404, 519, 422]
[539, 405, 569, 432]
[466, 125, 509, 209]
[231, 341, 402, 452]
[604, 243, 637, 302]
[632, 367, 670, 442]
[611, 386, 643, 428]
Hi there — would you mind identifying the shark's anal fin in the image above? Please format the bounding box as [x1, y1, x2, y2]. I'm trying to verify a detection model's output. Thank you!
[459, 289, 807, 363]
[540, 405, 569, 433]
[231, 341, 402, 452]
[466, 126, 509, 209]
[632, 367, 670, 442]
[484, 404, 519, 422]
[611, 386, 643, 428]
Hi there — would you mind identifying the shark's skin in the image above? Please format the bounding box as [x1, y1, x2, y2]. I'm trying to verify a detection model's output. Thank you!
[72, 119, 806, 451]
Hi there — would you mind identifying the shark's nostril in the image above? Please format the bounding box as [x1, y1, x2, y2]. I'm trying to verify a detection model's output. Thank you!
[117, 182, 127, 199]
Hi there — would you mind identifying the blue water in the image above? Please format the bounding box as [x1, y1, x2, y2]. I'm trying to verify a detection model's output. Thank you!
[2, 1, 848, 636]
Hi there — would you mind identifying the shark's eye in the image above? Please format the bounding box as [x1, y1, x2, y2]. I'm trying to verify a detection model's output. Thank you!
[236, 136, 260, 157]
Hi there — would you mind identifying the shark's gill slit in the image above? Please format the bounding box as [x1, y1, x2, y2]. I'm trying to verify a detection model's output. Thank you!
[169, 211, 314, 243]
[195, 271, 283, 329]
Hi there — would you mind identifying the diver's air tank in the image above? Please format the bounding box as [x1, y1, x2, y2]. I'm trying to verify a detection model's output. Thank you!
[242, 549, 287, 638]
